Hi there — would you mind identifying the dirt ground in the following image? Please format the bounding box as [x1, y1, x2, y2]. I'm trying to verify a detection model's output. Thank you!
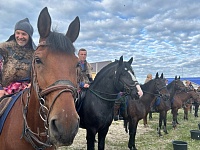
[58, 120, 153, 150]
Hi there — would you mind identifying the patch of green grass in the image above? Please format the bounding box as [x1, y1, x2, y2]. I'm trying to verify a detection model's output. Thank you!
[134, 110, 200, 150]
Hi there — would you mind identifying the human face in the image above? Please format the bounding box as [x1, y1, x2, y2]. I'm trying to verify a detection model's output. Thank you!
[78, 50, 87, 61]
[15, 30, 30, 47]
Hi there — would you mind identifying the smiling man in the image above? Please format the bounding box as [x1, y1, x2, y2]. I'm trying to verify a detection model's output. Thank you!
[0, 18, 36, 97]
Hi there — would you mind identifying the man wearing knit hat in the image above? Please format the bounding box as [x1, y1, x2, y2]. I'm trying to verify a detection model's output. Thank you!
[0, 18, 35, 97]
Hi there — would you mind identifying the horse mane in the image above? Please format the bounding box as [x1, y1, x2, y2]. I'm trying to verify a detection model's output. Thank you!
[140, 79, 154, 91]
[167, 80, 174, 89]
[46, 31, 75, 54]
[93, 61, 118, 84]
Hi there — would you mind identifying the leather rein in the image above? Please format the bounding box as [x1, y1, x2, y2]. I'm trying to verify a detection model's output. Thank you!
[21, 41, 77, 150]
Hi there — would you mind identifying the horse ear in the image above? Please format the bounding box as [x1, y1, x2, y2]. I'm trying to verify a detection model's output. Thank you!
[118, 56, 123, 66]
[128, 57, 133, 65]
[156, 72, 159, 79]
[66, 16, 80, 43]
[38, 7, 51, 38]
[160, 73, 163, 78]
[178, 76, 180, 79]
[175, 75, 177, 80]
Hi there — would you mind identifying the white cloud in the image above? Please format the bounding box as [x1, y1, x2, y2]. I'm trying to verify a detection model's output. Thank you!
[0, 0, 200, 83]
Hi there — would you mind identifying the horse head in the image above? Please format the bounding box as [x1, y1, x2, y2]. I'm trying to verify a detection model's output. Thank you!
[29, 7, 80, 148]
[114, 56, 138, 98]
[153, 72, 170, 100]
[174, 75, 186, 91]
[186, 89, 200, 104]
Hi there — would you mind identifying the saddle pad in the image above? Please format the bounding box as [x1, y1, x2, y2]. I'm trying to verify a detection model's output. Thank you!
[0, 91, 22, 134]
[0, 97, 12, 116]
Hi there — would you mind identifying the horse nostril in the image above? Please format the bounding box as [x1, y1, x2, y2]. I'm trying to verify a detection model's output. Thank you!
[50, 118, 59, 133]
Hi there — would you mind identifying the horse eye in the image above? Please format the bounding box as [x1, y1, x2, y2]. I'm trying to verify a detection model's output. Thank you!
[35, 57, 42, 64]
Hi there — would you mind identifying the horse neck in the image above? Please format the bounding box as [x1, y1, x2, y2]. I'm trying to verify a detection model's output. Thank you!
[167, 83, 177, 100]
[91, 65, 118, 95]
[175, 91, 192, 102]
[140, 82, 157, 105]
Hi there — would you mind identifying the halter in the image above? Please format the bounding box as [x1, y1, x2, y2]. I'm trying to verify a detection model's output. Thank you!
[143, 79, 167, 98]
[21, 41, 77, 150]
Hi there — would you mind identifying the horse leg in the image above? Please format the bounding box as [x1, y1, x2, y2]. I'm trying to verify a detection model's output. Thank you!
[163, 111, 168, 134]
[143, 114, 148, 127]
[86, 129, 96, 150]
[98, 127, 109, 150]
[194, 104, 199, 117]
[124, 119, 128, 133]
[171, 108, 177, 129]
[114, 102, 120, 121]
[128, 119, 138, 150]
[149, 112, 153, 120]
[157, 112, 163, 136]
[190, 105, 192, 113]
[183, 107, 188, 120]
[176, 109, 180, 124]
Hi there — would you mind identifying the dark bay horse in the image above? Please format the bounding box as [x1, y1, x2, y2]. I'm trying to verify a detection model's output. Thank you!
[183, 90, 200, 119]
[124, 73, 170, 150]
[172, 88, 200, 128]
[0, 7, 80, 150]
[77, 56, 139, 150]
[156, 76, 186, 136]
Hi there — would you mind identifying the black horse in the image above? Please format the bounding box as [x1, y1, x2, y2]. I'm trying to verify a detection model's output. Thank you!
[77, 56, 139, 150]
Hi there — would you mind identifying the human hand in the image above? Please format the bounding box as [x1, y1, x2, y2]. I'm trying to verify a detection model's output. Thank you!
[136, 84, 143, 98]
[84, 83, 90, 88]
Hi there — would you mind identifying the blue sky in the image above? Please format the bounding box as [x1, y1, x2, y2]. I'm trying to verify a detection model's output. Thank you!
[0, 0, 200, 83]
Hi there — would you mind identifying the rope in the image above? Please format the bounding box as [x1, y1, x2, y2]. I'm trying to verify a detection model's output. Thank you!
[89, 88, 122, 102]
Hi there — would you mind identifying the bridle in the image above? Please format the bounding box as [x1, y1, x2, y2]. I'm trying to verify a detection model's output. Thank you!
[21, 41, 77, 150]
[143, 79, 168, 98]
[89, 65, 138, 102]
[113, 66, 138, 95]
[174, 80, 186, 93]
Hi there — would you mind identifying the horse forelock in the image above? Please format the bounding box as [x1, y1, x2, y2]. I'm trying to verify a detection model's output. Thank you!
[46, 32, 75, 54]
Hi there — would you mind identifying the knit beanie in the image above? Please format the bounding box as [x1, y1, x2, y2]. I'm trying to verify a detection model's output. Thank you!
[7, 18, 36, 50]
[15, 18, 33, 37]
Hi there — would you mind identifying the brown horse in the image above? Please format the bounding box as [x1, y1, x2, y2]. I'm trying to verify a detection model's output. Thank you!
[0, 7, 80, 150]
[155, 76, 186, 136]
[172, 88, 200, 129]
[123, 73, 170, 150]
[183, 90, 200, 119]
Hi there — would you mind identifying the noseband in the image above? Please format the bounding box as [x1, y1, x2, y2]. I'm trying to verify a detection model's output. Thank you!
[21, 41, 77, 150]
[113, 69, 138, 95]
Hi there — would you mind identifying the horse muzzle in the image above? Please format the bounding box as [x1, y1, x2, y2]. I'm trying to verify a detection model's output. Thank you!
[48, 114, 80, 147]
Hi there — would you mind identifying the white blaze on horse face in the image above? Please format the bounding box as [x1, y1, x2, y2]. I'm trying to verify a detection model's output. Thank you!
[128, 70, 137, 82]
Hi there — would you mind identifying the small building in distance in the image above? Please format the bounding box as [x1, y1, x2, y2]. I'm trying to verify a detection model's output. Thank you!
[90, 60, 112, 79]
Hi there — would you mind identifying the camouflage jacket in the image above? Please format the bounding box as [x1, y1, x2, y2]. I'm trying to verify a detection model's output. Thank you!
[0, 40, 34, 86]
[77, 60, 93, 88]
